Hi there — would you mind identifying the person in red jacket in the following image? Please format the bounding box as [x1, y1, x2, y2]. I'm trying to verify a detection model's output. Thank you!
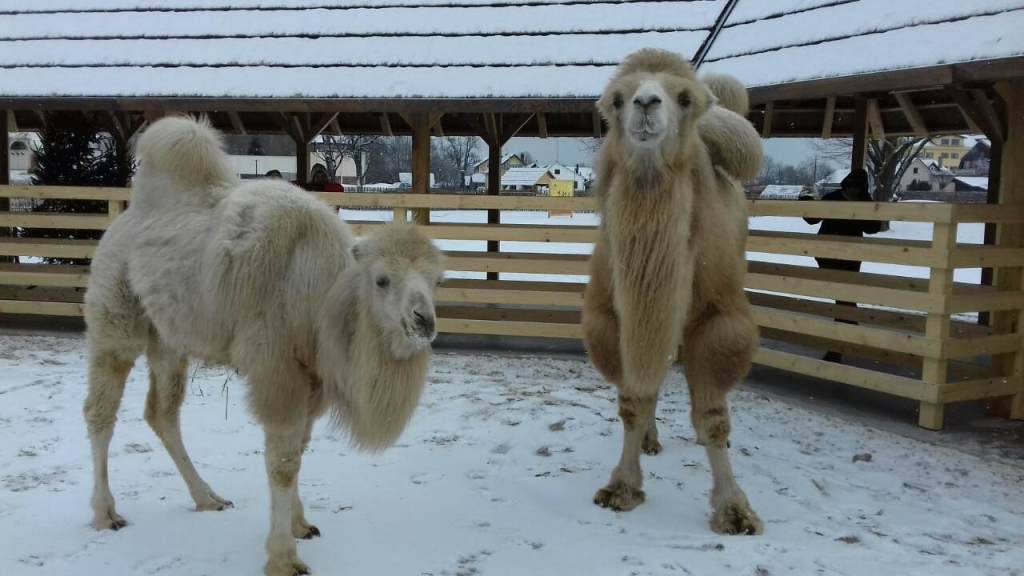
[306, 164, 344, 193]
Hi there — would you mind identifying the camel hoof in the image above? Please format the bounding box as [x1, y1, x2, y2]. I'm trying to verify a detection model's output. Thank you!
[92, 510, 128, 531]
[711, 500, 763, 535]
[196, 491, 233, 512]
[642, 435, 663, 456]
[265, 557, 311, 576]
[594, 481, 645, 512]
[300, 525, 320, 540]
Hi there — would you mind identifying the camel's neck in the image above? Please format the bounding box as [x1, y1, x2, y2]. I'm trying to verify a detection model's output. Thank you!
[318, 282, 430, 451]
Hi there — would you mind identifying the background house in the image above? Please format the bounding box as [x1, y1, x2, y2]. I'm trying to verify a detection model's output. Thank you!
[500, 167, 554, 194]
[921, 136, 969, 168]
[473, 153, 525, 177]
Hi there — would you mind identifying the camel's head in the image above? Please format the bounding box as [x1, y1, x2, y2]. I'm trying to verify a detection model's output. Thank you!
[598, 49, 714, 156]
[352, 224, 444, 358]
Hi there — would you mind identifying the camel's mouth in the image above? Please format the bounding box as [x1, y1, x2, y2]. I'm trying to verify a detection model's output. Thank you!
[402, 319, 437, 348]
[628, 127, 664, 146]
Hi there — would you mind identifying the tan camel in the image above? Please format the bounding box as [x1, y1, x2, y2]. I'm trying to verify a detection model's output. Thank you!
[83, 116, 444, 575]
[582, 49, 764, 535]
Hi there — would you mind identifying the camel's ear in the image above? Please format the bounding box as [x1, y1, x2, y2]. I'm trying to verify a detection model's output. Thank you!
[351, 242, 365, 262]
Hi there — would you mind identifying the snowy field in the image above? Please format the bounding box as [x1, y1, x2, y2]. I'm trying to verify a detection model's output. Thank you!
[2, 334, 1022, 576]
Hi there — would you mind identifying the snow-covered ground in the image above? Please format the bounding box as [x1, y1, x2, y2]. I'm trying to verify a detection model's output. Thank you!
[1, 333, 1022, 576]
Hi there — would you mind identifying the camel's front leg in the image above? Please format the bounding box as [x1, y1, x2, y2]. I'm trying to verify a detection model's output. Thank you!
[264, 426, 310, 576]
[594, 275, 682, 511]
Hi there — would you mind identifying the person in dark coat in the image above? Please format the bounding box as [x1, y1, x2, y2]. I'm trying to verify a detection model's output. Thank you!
[801, 169, 881, 362]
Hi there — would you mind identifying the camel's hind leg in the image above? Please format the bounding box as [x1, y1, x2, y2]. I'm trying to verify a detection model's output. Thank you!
[84, 348, 136, 530]
[682, 304, 762, 535]
[145, 335, 232, 511]
[291, 413, 319, 540]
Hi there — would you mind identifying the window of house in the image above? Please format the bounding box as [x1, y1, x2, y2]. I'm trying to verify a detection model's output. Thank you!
[10, 141, 27, 151]
[953, 139, 961, 146]
[913, 167, 919, 174]
[941, 153, 949, 159]
[941, 138, 950, 145]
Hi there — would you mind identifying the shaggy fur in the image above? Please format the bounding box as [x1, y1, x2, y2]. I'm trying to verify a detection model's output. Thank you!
[83, 116, 444, 576]
[583, 49, 764, 535]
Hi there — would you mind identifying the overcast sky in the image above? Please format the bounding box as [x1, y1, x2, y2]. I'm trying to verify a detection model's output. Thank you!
[505, 137, 823, 168]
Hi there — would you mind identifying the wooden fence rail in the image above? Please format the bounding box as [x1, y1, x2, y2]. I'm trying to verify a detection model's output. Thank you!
[2, 185, 1023, 429]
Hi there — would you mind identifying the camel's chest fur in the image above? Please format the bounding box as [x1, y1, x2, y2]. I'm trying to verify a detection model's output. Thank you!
[603, 169, 695, 313]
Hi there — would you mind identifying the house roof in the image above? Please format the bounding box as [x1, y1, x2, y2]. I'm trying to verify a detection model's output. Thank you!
[501, 167, 551, 187]
[0, 1, 1020, 100]
[954, 176, 988, 190]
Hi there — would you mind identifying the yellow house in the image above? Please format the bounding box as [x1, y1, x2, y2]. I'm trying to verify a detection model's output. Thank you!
[920, 135, 969, 168]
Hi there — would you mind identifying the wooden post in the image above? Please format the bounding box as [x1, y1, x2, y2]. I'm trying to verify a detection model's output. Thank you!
[486, 138, 502, 281]
[0, 109, 11, 264]
[410, 113, 431, 226]
[991, 80, 1024, 420]
[851, 98, 869, 170]
[295, 138, 309, 186]
[919, 222, 956, 429]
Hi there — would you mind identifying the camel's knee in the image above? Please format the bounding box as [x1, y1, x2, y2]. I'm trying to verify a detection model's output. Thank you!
[617, 395, 655, 431]
[84, 353, 134, 435]
[143, 362, 187, 433]
[693, 405, 731, 448]
[583, 305, 622, 385]
[685, 308, 757, 386]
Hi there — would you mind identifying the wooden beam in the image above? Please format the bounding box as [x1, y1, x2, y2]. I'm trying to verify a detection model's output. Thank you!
[482, 113, 500, 145]
[307, 112, 339, 140]
[972, 88, 1005, 144]
[329, 117, 342, 136]
[761, 102, 774, 138]
[953, 89, 1002, 142]
[866, 98, 885, 140]
[537, 112, 548, 139]
[952, 91, 983, 134]
[893, 92, 928, 136]
[295, 138, 309, 186]
[821, 96, 836, 139]
[487, 138, 502, 281]
[228, 111, 246, 135]
[991, 79, 1024, 421]
[34, 110, 47, 128]
[6, 110, 17, 133]
[409, 113, 432, 225]
[851, 98, 869, 169]
[379, 113, 393, 137]
[0, 109, 10, 264]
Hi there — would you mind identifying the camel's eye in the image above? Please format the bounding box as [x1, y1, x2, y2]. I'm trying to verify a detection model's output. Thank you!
[376, 276, 390, 289]
[612, 93, 624, 109]
[678, 92, 691, 108]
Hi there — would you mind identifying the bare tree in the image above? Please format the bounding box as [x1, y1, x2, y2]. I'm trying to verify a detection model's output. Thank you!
[313, 134, 381, 190]
[814, 137, 931, 202]
[436, 136, 482, 191]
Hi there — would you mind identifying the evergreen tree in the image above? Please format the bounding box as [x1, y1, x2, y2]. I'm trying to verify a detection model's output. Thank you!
[21, 112, 134, 264]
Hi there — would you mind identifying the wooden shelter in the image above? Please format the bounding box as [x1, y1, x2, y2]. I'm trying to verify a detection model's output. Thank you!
[2, 0, 1024, 428]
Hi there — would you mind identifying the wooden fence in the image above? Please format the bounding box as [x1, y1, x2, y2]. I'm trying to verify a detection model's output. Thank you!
[2, 185, 1023, 429]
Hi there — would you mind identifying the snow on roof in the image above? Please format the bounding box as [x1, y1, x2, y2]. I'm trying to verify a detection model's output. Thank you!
[759, 185, 805, 199]
[954, 176, 988, 190]
[702, 0, 1024, 89]
[0, 1, 1021, 98]
[501, 167, 551, 187]
[817, 168, 851, 186]
[0, 1, 719, 98]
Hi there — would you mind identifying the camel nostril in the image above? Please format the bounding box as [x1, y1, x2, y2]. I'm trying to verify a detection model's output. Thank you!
[634, 95, 661, 108]
[413, 311, 435, 333]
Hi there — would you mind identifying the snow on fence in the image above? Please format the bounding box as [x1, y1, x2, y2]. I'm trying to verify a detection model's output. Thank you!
[1, 185, 1023, 430]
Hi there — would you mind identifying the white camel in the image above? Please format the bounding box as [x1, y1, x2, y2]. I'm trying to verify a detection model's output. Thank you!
[83, 116, 444, 576]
